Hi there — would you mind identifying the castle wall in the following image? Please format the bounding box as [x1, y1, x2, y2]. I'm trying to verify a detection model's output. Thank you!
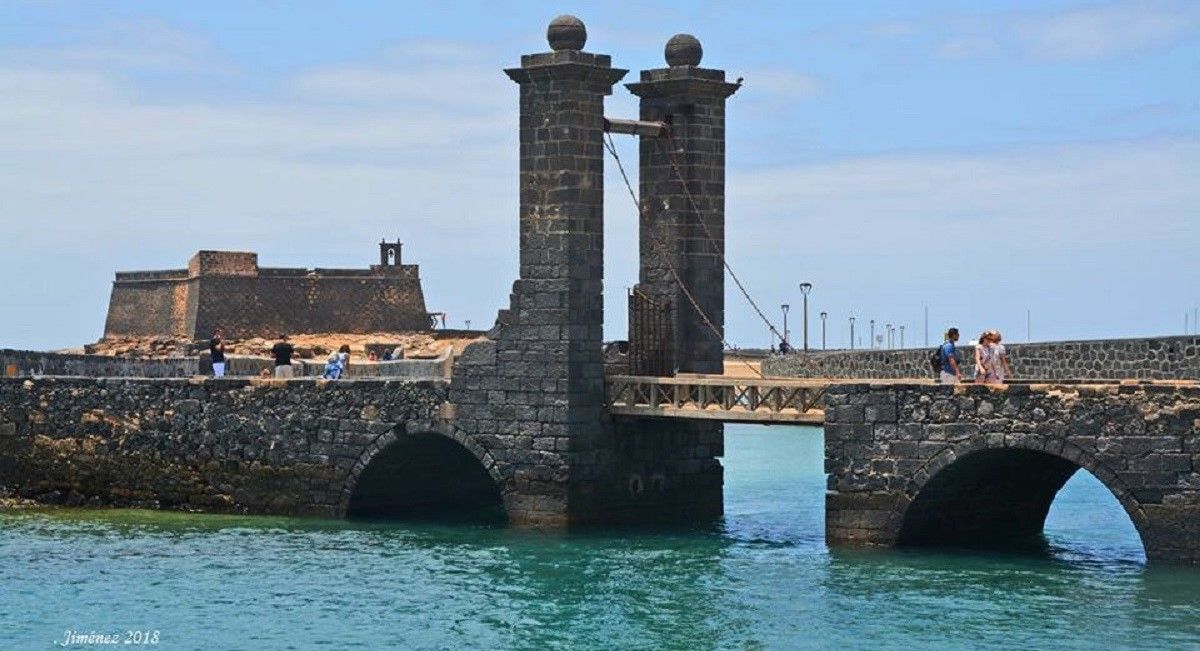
[103, 250, 430, 340]
[103, 275, 194, 338]
[190, 272, 427, 339]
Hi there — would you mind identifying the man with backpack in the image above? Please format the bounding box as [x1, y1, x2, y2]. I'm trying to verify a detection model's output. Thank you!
[933, 327, 963, 384]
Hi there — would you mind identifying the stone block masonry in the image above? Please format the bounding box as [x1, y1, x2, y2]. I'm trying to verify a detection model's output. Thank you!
[763, 335, 1200, 380]
[104, 243, 429, 340]
[823, 381, 1200, 564]
[0, 377, 449, 516]
[448, 19, 734, 527]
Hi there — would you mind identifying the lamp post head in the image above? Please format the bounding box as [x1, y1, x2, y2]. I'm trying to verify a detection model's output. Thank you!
[781, 304, 789, 312]
[820, 311, 827, 319]
[799, 282, 812, 296]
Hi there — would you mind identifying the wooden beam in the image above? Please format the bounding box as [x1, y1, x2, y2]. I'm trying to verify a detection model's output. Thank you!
[609, 405, 825, 424]
[604, 118, 668, 137]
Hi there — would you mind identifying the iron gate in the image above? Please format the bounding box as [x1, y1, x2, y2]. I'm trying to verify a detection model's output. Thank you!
[628, 287, 674, 376]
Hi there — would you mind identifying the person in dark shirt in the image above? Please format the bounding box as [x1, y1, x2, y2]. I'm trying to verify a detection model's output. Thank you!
[209, 328, 226, 378]
[271, 334, 295, 379]
[939, 328, 963, 384]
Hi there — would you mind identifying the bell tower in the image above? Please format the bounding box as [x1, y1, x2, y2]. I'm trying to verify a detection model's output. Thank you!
[379, 239, 402, 267]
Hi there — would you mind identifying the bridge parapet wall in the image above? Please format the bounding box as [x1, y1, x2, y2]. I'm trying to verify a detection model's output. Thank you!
[1, 349, 199, 378]
[0, 377, 447, 516]
[765, 335, 1200, 380]
[824, 381, 1200, 564]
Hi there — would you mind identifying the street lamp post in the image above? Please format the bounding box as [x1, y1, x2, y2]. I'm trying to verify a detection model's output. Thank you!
[798, 283, 813, 352]
[886, 323, 893, 349]
[820, 311, 827, 350]
[900, 325, 905, 349]
[870, 320, 875, 349]
[780, 304, 790, 349]
[849, 316, 856, 350]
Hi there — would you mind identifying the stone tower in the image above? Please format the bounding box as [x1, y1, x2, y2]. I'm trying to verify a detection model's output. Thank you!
[449, 20, 732, 527]
[628, 34, 739, 375]
[449, 15, 627, 526]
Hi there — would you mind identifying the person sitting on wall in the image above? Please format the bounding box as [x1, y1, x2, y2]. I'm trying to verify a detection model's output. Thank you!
[209, 328, 226, 378]
[271, 334, 295, 379]
[389, 345, 404, 361]
[323, 345, 351, 379]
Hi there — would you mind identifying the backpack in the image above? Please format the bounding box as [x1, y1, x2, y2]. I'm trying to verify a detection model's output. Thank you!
[929, 345, 944, 374]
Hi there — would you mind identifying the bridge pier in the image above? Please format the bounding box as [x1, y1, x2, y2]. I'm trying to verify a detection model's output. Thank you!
[823, 382, 1200, 565]
[447, 19, 745, 527]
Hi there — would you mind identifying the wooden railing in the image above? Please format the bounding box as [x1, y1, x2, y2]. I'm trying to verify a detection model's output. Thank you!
[605, 375, 827, 424]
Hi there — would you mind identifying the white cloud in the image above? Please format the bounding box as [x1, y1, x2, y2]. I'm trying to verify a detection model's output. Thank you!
[731, 139, 1198, 249]
[1017, 2, 1198, 61]
[0, 19, 230, 73]
[936, 36, 998, 60]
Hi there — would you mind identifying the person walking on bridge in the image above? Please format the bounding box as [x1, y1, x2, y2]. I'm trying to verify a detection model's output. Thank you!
[990, 330, 1013, 383]
[940, 328, 963, 384]
[974, 331, 994, 384]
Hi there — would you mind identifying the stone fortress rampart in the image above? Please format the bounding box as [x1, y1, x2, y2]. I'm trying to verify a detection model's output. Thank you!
[104, 241, 429, 340]
[762, 335, 1200, 380]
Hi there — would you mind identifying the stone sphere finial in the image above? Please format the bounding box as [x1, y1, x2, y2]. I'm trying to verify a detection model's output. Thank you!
[547, 15, 587, 51]
[665, 33, 702, 67]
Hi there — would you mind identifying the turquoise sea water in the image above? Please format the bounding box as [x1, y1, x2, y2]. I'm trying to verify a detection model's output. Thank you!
[2, 425, 1198, 650]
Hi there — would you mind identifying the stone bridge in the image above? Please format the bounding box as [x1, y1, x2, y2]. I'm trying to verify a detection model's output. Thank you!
[3, 375, 1197, 563]
[3, 16, 1198, 565]
[824, 381, 1200, 564]
[0, 377, 461, 518]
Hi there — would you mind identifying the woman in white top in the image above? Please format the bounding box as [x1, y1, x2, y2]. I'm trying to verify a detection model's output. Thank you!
[990, 331, 1012, 383]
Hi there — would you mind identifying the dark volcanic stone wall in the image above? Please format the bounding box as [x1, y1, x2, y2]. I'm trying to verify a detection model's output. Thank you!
[627, 60, 739, 376]
[0, 377, 448, 516]
[190, 271, 428, 339]
[823, 381, 1200, 564]
[448, 42, 627, 527]
[764, 336, 1200, 380]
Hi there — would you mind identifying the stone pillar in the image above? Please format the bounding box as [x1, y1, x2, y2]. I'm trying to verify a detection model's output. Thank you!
[450, 15, 626, 526]
[578, 34, 737, 525]
[627, 34, 739, 375]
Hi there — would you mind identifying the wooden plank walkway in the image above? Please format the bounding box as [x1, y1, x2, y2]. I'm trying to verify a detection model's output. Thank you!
[605, 374, 828, 424]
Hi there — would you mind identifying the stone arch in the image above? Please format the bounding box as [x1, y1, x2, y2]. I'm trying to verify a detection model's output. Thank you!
[884, 435, 1151, 554]
[338, 420, 510, 521]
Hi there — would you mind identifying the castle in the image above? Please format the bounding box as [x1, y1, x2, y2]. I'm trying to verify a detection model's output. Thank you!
[103, 241, 430, 339]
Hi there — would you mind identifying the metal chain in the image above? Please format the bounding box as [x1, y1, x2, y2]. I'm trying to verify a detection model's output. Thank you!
[665, 135, 788, 346]
[604, 133, 765, 378]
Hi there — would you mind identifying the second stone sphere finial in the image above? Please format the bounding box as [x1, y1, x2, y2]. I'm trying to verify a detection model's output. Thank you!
[547, 15, 587, 51]
[665, 33, 702, 67]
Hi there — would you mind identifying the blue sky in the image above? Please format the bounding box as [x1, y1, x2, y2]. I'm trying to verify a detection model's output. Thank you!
[0, 0, 1196, 350]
